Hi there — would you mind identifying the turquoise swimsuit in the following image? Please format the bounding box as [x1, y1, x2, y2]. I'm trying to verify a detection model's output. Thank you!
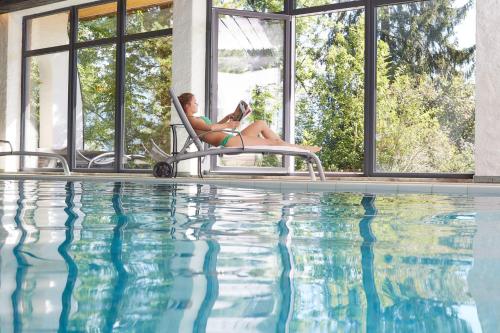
[199, 116, 234, 147]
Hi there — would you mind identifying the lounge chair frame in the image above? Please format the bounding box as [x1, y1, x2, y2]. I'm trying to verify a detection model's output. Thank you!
[0, 140, 71, 175]
[153, 89, 325, 181]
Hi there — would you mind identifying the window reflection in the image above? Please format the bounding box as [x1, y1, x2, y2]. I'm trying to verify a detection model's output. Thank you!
[0, 182, 483, 331]
[216, 14, 285, 168]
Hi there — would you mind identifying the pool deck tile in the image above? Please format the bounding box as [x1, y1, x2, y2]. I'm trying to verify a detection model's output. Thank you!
[307, 182, 336, 192]
[432, 184, 469, 195]
[335, 182, 367, 193]
[252, 181, 282, 190]
[4, 172, 500, 196]
[281, 181, 312, 191]
[364, 183, 399, 194]
[467, 185, 500, 196]
[398, 183, 433, 194]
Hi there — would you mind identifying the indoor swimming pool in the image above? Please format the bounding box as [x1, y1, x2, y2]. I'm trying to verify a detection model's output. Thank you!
[0, 179, 498, 332]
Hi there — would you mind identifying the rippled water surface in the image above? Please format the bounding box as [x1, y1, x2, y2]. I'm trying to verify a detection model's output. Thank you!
[0, 180, 499, 332]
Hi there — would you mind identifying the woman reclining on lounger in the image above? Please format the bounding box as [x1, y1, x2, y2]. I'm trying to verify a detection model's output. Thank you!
[178, 93, 321, 153]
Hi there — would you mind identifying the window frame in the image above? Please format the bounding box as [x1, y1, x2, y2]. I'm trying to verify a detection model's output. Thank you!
[21, 0, 173, 173]
[209, 8, 292, 174]
[208, 0, 475, 178]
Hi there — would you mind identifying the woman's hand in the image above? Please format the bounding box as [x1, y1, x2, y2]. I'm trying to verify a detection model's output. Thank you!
[229, 111, 239, 121]
[227, 120, 240, 129]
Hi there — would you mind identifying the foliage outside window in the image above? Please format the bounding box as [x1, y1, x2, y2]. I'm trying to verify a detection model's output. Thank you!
[295, 0, 353, 9]
[213, 0, 284, 12]
[23, 0, 173, 172]
[125, 36, 173, 169]
[375, 0, 475, 173]
[213, 0, 475, 175]
[295, 10, 365, 172]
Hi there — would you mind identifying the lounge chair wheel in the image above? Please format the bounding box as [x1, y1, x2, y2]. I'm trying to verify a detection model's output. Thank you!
[153, 162, 173, 178]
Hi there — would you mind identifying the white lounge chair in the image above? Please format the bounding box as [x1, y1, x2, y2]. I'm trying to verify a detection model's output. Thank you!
[0, 140, 71, 175]
[151, 89, 326, 181]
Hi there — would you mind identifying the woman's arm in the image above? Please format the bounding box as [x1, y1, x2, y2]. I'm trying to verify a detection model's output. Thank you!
[216, 113, 234, 124]
[189, 116, 239, 132]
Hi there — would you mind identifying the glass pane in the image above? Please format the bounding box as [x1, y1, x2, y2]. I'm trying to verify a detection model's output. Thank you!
[24, 52, 69, 170]
[126, 0, 173, 34]
[76, 45, 116, 169]
[216, 14, 285, 168]
[124, 36, 172, 170]
[296, 0, 353, 8]
[375, 0, 475, 173]
[295, 10, 365, 173]
[213, 0, 284, 13]
[78, 2, 117, 41]
[26, 11, 70, 50]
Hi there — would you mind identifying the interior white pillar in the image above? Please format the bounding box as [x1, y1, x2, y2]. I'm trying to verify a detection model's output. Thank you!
[172, 0, 207, 176]
[474, 0, 500, 181]
[0, 14, 8, 165]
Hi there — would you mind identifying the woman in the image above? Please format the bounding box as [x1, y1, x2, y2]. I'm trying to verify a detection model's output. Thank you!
[177, 93, 320, 153]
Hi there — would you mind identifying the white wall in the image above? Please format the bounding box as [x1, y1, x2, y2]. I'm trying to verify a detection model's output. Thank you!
[474, 0, 500, 180]
[172, 0, 206, 175]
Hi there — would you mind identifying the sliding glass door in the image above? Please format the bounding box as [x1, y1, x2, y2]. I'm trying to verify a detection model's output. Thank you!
[211, 9, 290, 172]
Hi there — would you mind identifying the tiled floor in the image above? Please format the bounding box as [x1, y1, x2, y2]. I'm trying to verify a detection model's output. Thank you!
[1, 172, 500, 195]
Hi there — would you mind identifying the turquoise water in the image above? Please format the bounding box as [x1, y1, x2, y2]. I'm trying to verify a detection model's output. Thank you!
[0, 180, 498, 332]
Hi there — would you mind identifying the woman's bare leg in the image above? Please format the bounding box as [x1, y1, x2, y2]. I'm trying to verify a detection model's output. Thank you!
[225, 135, 277, 147]
[240, 120, 282, 141]
[225, 135, 321, 153]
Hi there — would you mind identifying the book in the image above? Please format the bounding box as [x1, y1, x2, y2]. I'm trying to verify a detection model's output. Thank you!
[232, 100, 252, 121]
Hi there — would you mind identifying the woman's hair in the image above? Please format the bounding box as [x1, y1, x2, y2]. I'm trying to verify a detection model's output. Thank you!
[177, 93, 195, 111]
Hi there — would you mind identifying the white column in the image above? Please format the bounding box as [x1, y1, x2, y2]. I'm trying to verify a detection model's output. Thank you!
[172, 0, 207, 176]
[474, 0, 500, 181]
[3, 12, 23, 171]
[0, 14, 8, 158]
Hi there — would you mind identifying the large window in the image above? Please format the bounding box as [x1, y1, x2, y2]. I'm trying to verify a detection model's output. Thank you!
[213, 0, 284, 12]
[22, 0, 173, 172]
[210, 0, 476, 177]
[23, 11, 70, 170]
[375, 1, 475, 174]
[295, 9, 364, 173]
[212, 10, 287, 170]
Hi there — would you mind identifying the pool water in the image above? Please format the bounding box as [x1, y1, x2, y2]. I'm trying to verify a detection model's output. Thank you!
[0, 180, 498, 332]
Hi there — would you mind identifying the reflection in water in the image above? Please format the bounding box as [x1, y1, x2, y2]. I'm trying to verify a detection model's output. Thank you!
[359, 195, 381, 333]
[12, 181, 28, 333]
[57, 182, 78, 332]
[0, 181, 489, 332]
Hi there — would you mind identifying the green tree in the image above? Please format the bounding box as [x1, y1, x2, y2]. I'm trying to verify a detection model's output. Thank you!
[213, 0, 283, 12]
[295, 11, 365, 172]
[378, 0, 475, 80]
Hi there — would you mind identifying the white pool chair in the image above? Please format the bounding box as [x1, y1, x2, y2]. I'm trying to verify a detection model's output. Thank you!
[0, 140, 71, 175]
[151, 89, 326, 181]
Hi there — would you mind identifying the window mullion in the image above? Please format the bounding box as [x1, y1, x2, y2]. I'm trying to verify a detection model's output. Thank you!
[115, 0, 126, 173]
